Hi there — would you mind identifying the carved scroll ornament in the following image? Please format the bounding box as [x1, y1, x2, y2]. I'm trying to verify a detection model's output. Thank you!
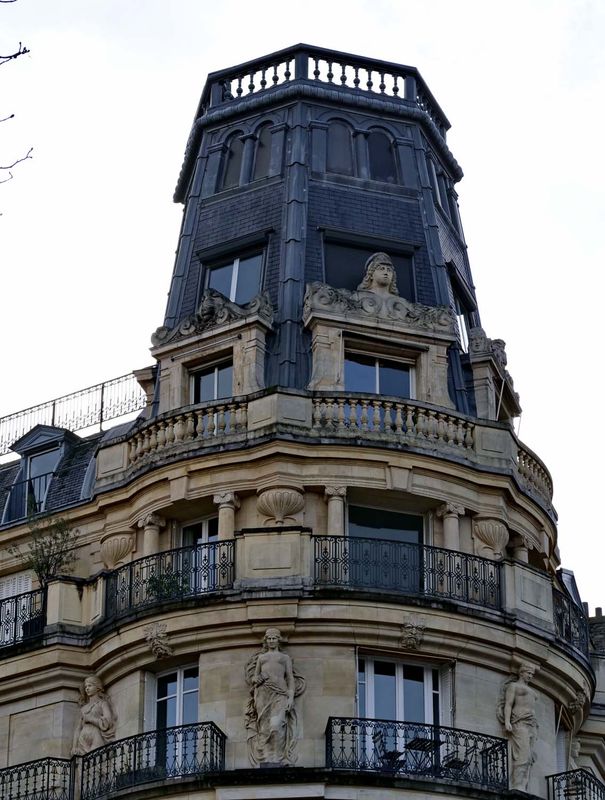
[152, 290, 273, 346]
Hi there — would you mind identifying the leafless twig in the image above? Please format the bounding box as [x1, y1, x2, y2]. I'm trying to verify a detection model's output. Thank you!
[0, 42, 29, 66]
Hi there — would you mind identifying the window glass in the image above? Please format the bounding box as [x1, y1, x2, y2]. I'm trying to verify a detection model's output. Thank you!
[206, 253, 263, 305]
[192, 362, 233, 404]
[348, 505, 422, 544]
[357, 656, 439, 724]
[324, 242, 414, 300]
[156, 666, 199, 730]
[327, 122, 354, 176]
[222, 134, 244, 189]
[374, 661, 397, 720]
[345, 353, 410, 399]
[29, 448, 60, 479]
[403, 665, 425, 723]
[252, 124, 272, 180]
[368, 130, 396, 183]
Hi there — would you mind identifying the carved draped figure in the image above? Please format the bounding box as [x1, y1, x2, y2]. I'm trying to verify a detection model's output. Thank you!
[72, 676, 117, 756]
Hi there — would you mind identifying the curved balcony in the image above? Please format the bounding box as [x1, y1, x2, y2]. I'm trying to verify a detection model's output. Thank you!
[553, 589, 590, 657]
[547, 768, 605, 799]
[0, 756, 71, 800]
[314, 536, 502, 611]
[326, 716, 508, 792]
[80, 721, 226, 800]
[0, 588, 45, 649]
[104, 541, 235, 622]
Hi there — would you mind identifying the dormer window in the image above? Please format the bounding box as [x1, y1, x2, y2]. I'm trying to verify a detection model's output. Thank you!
[206, 252, 264, 305]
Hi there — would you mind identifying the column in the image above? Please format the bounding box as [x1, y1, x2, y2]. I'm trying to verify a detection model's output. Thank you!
[138, 513, 166, 557]
[213, 492, 240, 539]
[324, 486, 347, 536]
[437, 503, 464, 551]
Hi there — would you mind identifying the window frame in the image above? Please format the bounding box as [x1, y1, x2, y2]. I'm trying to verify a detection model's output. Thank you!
[202, 249, 265, 306]
[344, 348, 416, 400]
[145, 663, 199, 733]
[357, 654, 440, 725]
[189, 357, 234, 406]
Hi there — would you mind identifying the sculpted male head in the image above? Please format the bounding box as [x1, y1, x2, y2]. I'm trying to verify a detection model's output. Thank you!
[357, 252, 399, 296]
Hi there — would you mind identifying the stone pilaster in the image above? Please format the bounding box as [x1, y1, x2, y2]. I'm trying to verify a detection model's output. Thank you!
[213, 492, 240, 539]
[324, 486, 347, 536]
[137, 513, 166, 557]
[437, 502, 464, 551]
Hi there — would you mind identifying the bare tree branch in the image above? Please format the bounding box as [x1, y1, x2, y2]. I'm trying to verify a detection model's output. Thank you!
[0, 113, 15, 123]
[1, 146, 33, 172]
[0, 42, 29, 66]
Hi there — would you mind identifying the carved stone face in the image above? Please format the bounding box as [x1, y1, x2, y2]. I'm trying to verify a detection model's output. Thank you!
[371, 262, 394, 288]
[265, 633, 280, 650]
[84, 678, 102, 696]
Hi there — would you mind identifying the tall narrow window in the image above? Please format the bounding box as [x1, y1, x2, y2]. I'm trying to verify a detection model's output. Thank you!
[156, 666, 199, 730]
[357, 657, 439, 724]
[206, 252, 263, 305]
[152, 666, 199, 774]
[222, 133, 244, 189]
[252, 124, 272, 180]
[183, 517, 219, 591]
[368, 130, 396, 183]
[327, 122, 354, 176]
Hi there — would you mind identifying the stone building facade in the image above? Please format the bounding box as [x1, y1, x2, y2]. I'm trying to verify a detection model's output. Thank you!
[0, 44, 603, 800]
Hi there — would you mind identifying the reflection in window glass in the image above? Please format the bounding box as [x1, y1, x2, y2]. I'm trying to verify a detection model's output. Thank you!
[192, 362, 233, 404]
[156, 666, 199, 729]
[327, 122, 354, 176]
[222, 134, 244, 189]
[348, 505, 422, 544]
[368, 130, 396, 183]
[357, 656, 439, 724]
[253, 124, 272, 180]
[207, 253, 263, 305]
[345, 353, 410, 398]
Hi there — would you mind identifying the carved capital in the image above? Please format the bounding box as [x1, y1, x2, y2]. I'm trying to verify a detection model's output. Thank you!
[213, 492, 241, 510]
[257, 487, 304, 525]
[437, 502, 464, 519]
[137, 513, 166, 531]
[473, 518, 509, 559]
[100, 532, 135, 569]
[324, 486, 347, 500]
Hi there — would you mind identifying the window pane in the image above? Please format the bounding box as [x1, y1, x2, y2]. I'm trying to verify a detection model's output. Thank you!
[327, 122, 353, 176]
[182, 691, 198, 725]
[378, 360, 410, 397]
[157, 696, 177, 729]
[234, 254, 263, 304]
[208, 517, 219, 540]
[183, 668, 199, 691]
[207, 262, 233, 299]
[324, 242, 414, 300]
[216, 364, 233, 399]
[403, 666, 425, 723]
[196, 369, 216, 404]
[157, 674, 177, 699]
[374, 661, 397, 720]
[348, 505, 422, 544]
[368, 131, 396, 183]
[222, 135, 243, 189]
[357, 659, 366, 717]
[29, 449, 60, 478]
[345, 354, 376, 393]
[252, 125, 272, 180]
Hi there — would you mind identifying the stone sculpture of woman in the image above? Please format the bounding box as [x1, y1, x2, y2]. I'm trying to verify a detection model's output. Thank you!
[244, 628, 306, 766]
[497, 663, 538, 791]
[72, 674, 117, 755]
[357, 252, 399, 297]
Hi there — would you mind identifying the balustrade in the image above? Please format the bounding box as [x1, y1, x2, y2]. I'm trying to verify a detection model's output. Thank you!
[0, 756, 71, 800]
[80, 722, 225, 800]
[314, 536, 501, 610]
[326, 716, 508, 791]
[203, 44, 448, 137]
[547, 769, 605, 799]
[104, 541, 235, 621]
[127, 398, 248, 466]
[553, 588, 590, 657]
[0, 588, 45, 648]
[517, 444, 553, 502]
[312, 393, 475, 451]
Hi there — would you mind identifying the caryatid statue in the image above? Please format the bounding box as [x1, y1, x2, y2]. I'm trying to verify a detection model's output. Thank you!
[244, 628, 306, 766]
[497, 663, 539, 791]
[72, 674, 117, 755]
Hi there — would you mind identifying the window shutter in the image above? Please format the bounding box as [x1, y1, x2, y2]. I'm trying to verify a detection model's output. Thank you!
[0, 572, 32, 600]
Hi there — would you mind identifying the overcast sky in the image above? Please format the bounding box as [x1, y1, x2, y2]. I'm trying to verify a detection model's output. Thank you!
[1, 0, 603, 610]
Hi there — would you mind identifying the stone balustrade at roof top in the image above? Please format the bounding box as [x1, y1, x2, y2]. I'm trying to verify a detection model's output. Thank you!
[174, 43, 459, 203]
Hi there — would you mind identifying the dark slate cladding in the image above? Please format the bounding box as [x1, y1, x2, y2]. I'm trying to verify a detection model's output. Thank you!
[306, 182, 436, 306]
[44, 435, 101, 511]
[177, 183, 285, 321]
[435, 207, 472, 286]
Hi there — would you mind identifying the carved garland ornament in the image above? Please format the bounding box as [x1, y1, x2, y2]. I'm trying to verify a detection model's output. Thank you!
[151, 289, 274, 346]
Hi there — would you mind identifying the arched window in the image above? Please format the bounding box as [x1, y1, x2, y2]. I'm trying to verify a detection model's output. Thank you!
[222, 133, 244, 189]
[327, 121, 354, 176]
[368, 129, 396, 183]
[252, 123, 272, 181]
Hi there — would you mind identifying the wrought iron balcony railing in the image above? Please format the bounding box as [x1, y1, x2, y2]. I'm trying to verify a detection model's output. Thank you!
[0, 756, 72, 800]
[326, 717, 508, 791]
[314, 536, 502, 610]
[80, 721, 226, 800]
[547, 769, 605, 799]
[104, 541, 235, 621]
[0, 588, 45, 649]
[0, 372, 146, 457]
[553, 589, 590, 657]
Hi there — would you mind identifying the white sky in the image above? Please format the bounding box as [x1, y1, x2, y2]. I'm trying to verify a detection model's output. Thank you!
[1, 0, 603, 610]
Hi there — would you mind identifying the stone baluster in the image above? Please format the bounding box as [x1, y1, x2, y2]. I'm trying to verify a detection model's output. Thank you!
[437, 503, 464, 551]
[325, 486, 347, 536]
[138, 512, 167, 557]
[213, 492, 240, 540]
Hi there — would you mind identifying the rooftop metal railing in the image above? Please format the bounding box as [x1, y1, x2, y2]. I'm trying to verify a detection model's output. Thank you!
[0, 373, 147, 457]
